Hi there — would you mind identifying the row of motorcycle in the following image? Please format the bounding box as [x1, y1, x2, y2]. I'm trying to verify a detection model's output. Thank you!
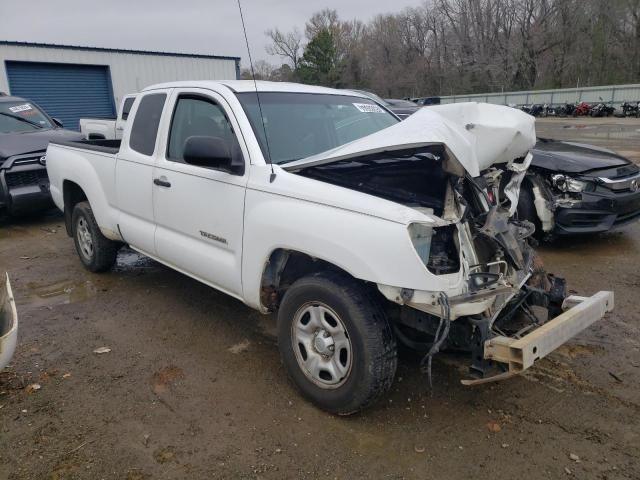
[512, 101, 640, 118]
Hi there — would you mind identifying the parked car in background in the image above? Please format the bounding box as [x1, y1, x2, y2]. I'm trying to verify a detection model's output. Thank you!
[0, 273, 18, 371]
[412, 96, 441, 106]
[348, 89, 420, 119]
[80, 94, 136, 140]
[519, 139, 640, 238]
[46, 81, 613, 414]
[0, 94, 84, 217]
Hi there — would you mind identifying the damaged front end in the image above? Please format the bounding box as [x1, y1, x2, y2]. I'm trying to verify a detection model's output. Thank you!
[393, 156, 614, 383]
[290, 103, 613, 384]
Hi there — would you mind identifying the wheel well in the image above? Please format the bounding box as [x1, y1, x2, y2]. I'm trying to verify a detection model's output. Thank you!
[260, 249, 360, 312]
[62, 180, 87, 236]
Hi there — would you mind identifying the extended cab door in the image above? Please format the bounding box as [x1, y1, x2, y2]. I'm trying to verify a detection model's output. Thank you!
[115, 95, 136, 140]
[152, 89, 249, 298]
[115, 90, 170, 255]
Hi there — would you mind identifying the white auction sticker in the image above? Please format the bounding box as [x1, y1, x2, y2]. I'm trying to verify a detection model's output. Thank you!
[352, 103, 385, 113]
[9, 104, 33, 113]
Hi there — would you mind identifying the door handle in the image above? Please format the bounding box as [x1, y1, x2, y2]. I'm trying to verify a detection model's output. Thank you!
[153, 178, 171, 188]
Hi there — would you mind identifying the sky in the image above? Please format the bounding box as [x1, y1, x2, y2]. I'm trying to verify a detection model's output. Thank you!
[0, 0, 422, 65]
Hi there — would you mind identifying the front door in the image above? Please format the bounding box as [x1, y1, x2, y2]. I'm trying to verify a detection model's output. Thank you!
[152, 89, 248, 298]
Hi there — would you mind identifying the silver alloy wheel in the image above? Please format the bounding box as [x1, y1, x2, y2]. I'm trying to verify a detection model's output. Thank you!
[76, 216, 94, 261]
[291, 302, 352, 388]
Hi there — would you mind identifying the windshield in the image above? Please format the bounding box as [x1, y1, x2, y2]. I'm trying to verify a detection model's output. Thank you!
[236, 92, 399, 164]
[0, 101, 53, 133]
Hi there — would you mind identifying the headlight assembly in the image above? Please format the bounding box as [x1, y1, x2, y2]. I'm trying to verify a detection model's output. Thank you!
[551, 174, 588, 192]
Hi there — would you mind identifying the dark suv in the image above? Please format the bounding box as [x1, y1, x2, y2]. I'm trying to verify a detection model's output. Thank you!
[0, 94, 83, 217]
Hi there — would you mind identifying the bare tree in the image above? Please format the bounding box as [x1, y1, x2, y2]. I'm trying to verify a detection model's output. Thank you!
[265, 28, 303, 70]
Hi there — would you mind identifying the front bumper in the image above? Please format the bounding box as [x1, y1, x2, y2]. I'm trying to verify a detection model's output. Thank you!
[0, 153, 52, 215]
[554, 189, 640, 234]
[468, 291, 613, 382]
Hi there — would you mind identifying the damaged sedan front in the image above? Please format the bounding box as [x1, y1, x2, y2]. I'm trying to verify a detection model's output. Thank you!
[518, 139, 640, 238]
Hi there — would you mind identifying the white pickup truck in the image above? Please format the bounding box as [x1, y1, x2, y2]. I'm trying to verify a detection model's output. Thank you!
[79, 94, 136, 140]
[46, 81, 613, 414]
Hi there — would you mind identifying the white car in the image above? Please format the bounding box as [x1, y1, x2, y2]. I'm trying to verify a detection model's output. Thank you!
[45, 81, 613, 414]
[80, 94, 136, 140]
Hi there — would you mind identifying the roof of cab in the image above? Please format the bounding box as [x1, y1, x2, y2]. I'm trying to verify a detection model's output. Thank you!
[143, 80, 370, 97]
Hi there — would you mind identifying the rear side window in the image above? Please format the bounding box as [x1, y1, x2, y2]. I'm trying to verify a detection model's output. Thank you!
[129, 93, 166, 156]
[121, 97, 135, 121]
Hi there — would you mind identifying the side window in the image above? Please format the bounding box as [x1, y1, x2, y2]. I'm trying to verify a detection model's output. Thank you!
[129, 93, 166, 156]
[121, 97, 135, 121]
[167, 96, 236, 162]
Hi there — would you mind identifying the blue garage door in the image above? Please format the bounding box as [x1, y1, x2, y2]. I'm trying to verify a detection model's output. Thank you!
[5, 61, 116, 131]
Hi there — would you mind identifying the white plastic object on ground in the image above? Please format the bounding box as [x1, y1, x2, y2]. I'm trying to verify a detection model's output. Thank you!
[0, 273, 18, 370]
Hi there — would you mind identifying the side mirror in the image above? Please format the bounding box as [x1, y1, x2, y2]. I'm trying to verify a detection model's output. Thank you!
[52, 118, 63, 128]
[183, 136, 244, 175]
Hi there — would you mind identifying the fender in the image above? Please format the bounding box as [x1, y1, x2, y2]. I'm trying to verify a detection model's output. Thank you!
[241, 172, 464, 311]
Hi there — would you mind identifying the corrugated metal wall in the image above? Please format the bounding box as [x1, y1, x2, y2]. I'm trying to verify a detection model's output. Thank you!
[0, 43, 239, 110]
[440, 84, 640, 107]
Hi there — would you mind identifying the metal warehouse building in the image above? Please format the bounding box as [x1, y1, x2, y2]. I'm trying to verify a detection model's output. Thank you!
[0, 41, 241, 130]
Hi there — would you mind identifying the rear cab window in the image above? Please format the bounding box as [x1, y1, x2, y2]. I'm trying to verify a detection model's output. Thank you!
[129, 93, 167, 156]
[121, 97, 136, 121]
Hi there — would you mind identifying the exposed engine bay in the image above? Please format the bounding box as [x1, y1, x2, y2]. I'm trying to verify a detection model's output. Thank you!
[300, 146, 569, 382]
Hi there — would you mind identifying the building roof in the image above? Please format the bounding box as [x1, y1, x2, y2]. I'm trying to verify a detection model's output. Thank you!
[0, 40, 241, 62]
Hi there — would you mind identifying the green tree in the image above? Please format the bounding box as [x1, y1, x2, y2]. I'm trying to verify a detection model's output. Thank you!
[298, 28, 340, 87]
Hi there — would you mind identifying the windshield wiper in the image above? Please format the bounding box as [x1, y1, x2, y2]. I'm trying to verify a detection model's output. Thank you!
[0, 112, 43, 129]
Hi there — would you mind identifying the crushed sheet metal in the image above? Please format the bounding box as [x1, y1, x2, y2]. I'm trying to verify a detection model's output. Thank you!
[283, 102, 536, 177]
[530, 181, 555, 232]
[504, 153, 533, 216]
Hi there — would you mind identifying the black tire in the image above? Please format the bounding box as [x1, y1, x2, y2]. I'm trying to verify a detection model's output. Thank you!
[277, 272, 397, 415]
[517, 185, 545, 241]
[71, 201, 117, 272]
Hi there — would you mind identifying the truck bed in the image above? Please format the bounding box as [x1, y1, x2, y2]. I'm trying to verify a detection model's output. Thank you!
[49, 139, 121, 155]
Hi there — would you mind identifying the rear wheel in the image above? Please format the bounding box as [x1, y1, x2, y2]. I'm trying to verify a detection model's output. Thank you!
[277, 272, 397, 415]
[72, 201, 117, 272]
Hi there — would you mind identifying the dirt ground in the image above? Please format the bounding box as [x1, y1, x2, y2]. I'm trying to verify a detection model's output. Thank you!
[1, 119, 639, 480]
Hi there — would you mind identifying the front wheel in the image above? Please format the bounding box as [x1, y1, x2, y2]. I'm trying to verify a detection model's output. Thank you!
[71, 201, 118, 272]
[277, 272, 397, 415]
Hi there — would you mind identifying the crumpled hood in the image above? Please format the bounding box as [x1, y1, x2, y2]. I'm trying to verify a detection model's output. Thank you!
[283, 102, 536, 177]
[531, 139, 631, 173]
[0, 128, 84, 162]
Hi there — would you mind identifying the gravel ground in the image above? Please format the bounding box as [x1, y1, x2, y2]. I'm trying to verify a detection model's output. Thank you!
[0, 119, 639, 480]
